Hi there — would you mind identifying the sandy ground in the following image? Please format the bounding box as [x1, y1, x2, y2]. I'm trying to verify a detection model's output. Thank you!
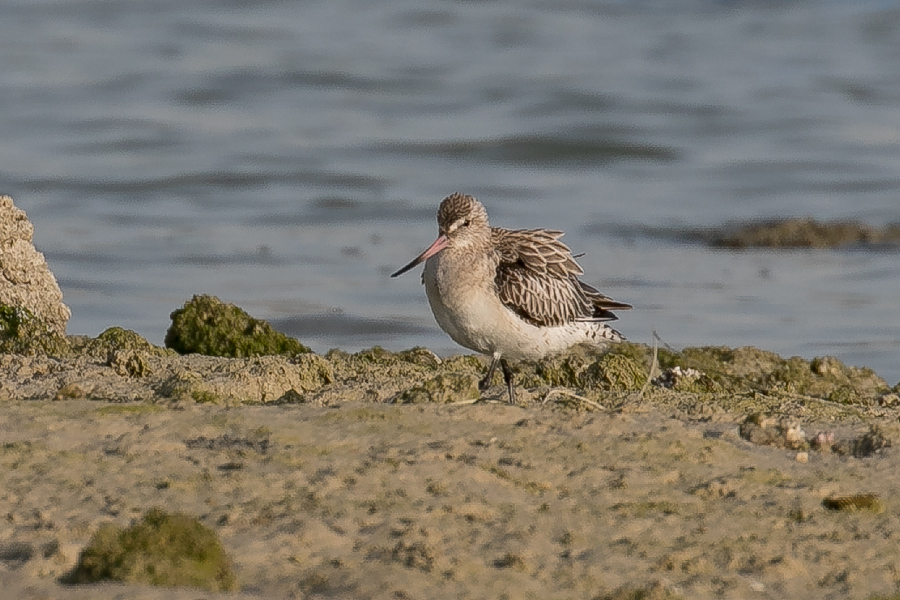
[1, 392, 899, 600]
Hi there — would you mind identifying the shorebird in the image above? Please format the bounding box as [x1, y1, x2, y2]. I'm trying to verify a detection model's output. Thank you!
[391, 192, 631, 404]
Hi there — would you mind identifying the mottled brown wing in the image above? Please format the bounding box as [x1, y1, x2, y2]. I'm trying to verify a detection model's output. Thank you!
[492, 228, 583, 278]
[492, 228, 596, 327]
[495, 267, 595, 326]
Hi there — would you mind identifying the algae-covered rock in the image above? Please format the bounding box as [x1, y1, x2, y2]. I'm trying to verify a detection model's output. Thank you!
[83, 327, 174, 359]
[107, 349, 153, 377]
[531, 349, 596, 387]
[325, 346, 467, 385]
[0, 304, 71, 356]
[657, 346, 770, 385]
[711, 217, 900, 249]
[394, 346, 442, 367]
[514, 345, 603, 388]
[514, 344, 648, 392]
[165, 295, 310, 357]
[68, 507, 236, 591]
[585, 353, 648, 391]
[395, 372, 480, 404]
[658, 346, 888, 403]
[156, 354, 333, 405]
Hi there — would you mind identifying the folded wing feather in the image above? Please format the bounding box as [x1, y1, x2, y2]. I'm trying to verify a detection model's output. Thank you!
[491, 228, 630, 327]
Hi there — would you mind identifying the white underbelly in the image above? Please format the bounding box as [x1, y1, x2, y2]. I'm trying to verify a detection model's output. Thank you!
[423, 255, 592, 360]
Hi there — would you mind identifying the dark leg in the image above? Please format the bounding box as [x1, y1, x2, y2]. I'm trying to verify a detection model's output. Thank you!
[500, 358, 516, 405]
[479, 354, 499, 394]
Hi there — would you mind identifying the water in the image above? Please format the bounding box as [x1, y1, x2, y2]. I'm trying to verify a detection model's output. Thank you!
[1, 0, 899, 384]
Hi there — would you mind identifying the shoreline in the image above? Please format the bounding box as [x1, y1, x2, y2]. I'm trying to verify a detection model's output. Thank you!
[1, 335, 899, 600]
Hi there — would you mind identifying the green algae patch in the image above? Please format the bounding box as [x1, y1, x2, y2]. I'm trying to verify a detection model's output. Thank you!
[81, 327, 174, 359]
[395, 346, 443, 367]
[586, 353, 648, 391]
[324, 346, 477, 387]
[327, 346, 432, 368]
[395, 372, 480, 404]
[326, 346, 412, 378]
[156, 354, 332, 405]
[516, 345, 605, 388]
[606, 341, 657, 363]
[657, 346, 768, 387]
[165, 294, 310, 357]
[440, 354, 484, 372]
[0, 304, 71, 357]
[513, 345, 648, 392]
[67, 507, 237, 591]
[658, 346, 889, 404]
[528, 353, 591, 387]
[494, 342, 891, 418]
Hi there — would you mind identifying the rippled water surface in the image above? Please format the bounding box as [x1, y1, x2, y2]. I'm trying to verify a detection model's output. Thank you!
[2, 0, 899, 382]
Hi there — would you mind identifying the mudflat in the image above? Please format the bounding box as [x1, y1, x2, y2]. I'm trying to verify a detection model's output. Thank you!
[1, 349, 899, 600]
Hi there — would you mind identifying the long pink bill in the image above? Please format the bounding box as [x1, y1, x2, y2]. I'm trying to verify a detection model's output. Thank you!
[390, 234, 449, 278]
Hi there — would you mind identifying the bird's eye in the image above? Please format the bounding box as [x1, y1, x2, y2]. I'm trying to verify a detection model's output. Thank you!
[463, 219, 471, 227]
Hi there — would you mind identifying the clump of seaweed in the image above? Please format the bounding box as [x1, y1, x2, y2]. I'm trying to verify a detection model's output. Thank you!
[584, 353, 648, 391]
[518, 345, 601, 388]
[394, 372, 480, 404]
[0, 304, 71, 357]
[513, 343, 649, 392]
[165, 294, 310, 357]
[656, 346, 888, 404]
[67, 507, 237, 591]
[81, 327, 174, 359]
[325, 347, 478, 389]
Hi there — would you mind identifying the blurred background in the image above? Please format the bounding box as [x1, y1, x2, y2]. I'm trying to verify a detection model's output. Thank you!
[1, 0, 898, 383]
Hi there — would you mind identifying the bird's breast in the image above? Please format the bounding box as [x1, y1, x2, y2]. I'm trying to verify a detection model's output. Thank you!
[422, 250, 505, 354]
